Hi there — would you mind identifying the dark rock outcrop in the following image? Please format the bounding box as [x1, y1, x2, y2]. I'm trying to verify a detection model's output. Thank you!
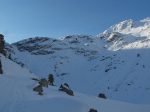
[33, 85, 43, 95]
[0, 59, 3, 74]
[98, 93, 107, 99]
[88, 108, 98, 112]
[59, 83, 74, 96]
[48, 74, 54, 86]
[39, 78, 49, 88]
[0, 34, 5, 55]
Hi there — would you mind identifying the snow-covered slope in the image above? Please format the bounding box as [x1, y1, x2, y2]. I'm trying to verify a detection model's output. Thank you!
[1, 54, 149, 112]
[102, 18, 150, 37]
[7, 18, 150, 105]
[99, 18, 150, 50]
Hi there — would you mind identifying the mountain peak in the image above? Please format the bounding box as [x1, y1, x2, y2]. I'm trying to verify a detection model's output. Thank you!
[102, 18, 150, 37]
[95, 18, 150, 50]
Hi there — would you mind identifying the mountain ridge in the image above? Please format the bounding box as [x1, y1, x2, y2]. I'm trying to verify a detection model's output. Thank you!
[5, 18, 150, 104]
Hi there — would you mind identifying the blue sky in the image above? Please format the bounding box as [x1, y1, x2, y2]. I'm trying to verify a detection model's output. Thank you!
[0, 0, 150, 43]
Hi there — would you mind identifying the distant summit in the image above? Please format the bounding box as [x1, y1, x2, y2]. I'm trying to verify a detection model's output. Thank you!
[101, 17, 150, 37]
[96, 18, 150, 50]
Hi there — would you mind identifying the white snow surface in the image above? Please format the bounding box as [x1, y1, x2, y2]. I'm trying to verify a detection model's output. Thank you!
[2, 18, 150, 111]
[0, 54, 150, 112]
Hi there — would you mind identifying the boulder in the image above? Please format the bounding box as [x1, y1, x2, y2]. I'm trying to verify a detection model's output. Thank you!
[59, 83, 74, 96]
[33, 85, 43, 95]
[88, 108, 98, 112]
[48, 74, 54, 86]
[98, 93, 107, 99]
[39, 78, 49, 88]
